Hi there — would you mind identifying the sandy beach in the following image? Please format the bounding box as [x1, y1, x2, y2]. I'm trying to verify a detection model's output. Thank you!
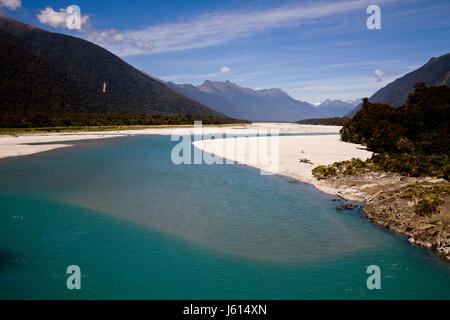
[0, 123, 340, 160]
[193, 133, 372, 196]
[0, 123, 371, 197]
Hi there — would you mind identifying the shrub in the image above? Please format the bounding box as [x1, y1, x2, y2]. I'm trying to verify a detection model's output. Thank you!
[339, 84, 449, 179]
[312, 165, 337, 179]
[415, 198, 443, 217]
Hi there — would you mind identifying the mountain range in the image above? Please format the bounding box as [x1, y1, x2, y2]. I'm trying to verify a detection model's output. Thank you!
[167, 80, 362, 121]
[0, 17, 222, 117]
[346, 53, 450, 116]
[3, 17, 447, 123]
[314, 99, 360, 118]
[167, 80, 327, 121]
[0, 16, 352, 122]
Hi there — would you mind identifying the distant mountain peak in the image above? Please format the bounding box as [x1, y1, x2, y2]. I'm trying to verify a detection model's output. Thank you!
[314, 99, 358, 117]
[346, 52, 450, 117]
[167, 80, 322, 121]
[201, 80, 213, 85]
[257, 87, 286, 94]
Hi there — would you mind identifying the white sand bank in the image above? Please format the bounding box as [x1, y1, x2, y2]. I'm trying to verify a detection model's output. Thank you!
[193, 134, 373, 197]
[0, 122, 372, 197]
[0, 133, 129, 160]
[0, 123, 339, 160]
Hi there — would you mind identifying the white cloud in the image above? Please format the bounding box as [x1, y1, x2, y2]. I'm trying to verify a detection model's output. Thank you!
[220, 66, 231, 75]
[373, 69, 387, 82]
[35, 0, 402, 57]
[116, 0, 400, 56]
[0, 0, 21, 10]
[37, 7, 90, 29]
[373, 69, 398, 82]
[86, 29, 155, 54]
[88, 29, 127, 43]
[36, 7, 155, 55]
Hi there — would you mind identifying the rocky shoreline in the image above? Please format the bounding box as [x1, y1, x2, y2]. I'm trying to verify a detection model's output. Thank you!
[191, 129, 450, 262]
[316, 171, 450, 262]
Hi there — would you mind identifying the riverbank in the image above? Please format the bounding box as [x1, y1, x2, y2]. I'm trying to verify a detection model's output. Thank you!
[193, 134, 373, 195]
[0, 123, 340, 160]
[193, 134, 450, 262]
[315, 169, 450, 261]
[2, 133, 449, 299]
[3, 123, 446, 261]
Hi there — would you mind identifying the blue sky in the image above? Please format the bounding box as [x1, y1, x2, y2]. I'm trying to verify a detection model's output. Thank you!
[2, 0, 449, 103]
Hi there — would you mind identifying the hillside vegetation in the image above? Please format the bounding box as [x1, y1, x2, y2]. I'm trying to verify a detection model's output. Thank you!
[0, 17, 222, 117]
[338, 83, 449, 179]
[0, 112, 249, 130]
[296, 117, 348, 126]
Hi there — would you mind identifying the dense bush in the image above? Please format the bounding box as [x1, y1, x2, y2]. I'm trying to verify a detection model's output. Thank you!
[312, 165, 337, 179]
[312, 158, 368, 179]
[296, 117, 348, 126]
[415, 199, 443, 217]
[0, 112, 250, 128]
[371, 153, 449, 179]
[339, 83, 449, 178]
[313, 154, 449, 180]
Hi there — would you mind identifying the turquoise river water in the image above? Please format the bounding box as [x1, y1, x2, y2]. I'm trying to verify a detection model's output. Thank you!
[0, 135, 449, 299]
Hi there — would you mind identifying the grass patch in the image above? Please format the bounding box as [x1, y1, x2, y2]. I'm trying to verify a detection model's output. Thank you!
[312, 158, 368, 179]
[0, 123, 249, 135]
[415, 199, 444, 217]
[400, 183, 449, 217]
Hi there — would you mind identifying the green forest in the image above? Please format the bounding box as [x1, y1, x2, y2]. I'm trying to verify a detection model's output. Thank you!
[0, 112, 250, 130]
[339, 83, 449, 178]
[0, 17, 224, 117]
[296, 117, 348, 126]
